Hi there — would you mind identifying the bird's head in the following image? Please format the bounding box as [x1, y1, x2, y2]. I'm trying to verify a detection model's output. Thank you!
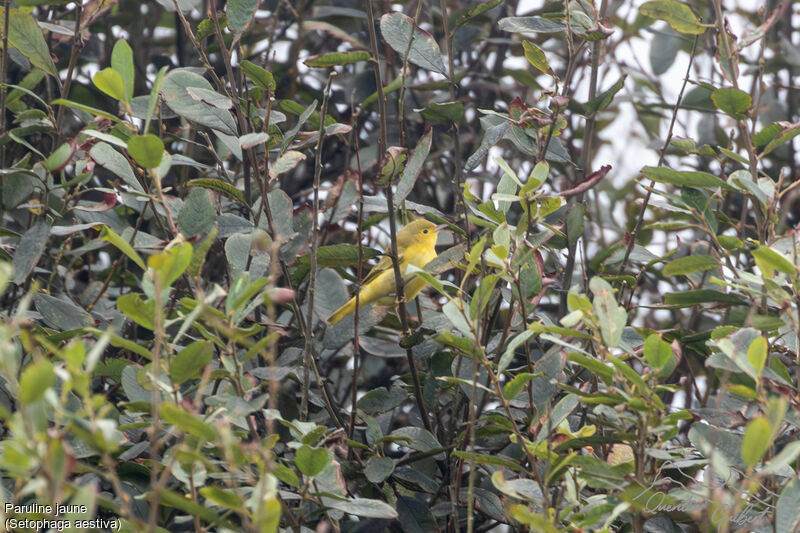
[396, 219, 446, 249]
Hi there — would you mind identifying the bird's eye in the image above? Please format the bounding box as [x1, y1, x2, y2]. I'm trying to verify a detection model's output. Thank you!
[423, 229, 429, 234]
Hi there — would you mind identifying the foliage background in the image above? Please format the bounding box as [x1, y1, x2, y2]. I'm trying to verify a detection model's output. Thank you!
[0, 0, 799, 531]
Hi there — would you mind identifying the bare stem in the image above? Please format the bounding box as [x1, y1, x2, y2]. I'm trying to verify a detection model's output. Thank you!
[618, 36, 699, 283]
[301, 74, 335, 420]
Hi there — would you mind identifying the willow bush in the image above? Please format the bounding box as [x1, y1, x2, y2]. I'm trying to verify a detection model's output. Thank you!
[0, 0, 799, 531]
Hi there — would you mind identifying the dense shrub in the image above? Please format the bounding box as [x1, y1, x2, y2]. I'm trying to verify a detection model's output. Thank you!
[0, 0, 798, 531]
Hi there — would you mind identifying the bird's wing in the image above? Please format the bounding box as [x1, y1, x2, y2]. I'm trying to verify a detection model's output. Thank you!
[360, 251, 405, 286]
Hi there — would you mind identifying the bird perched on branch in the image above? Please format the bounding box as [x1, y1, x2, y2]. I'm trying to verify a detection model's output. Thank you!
[327, 219, 445, 325]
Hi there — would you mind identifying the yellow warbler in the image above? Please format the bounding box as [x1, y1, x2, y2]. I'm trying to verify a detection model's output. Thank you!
[327, 219, 444, 325]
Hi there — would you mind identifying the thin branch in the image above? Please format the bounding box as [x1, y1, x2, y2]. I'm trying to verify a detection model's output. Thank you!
[560, 0, 609, 315]
[364, 0, 432, 434]
[301, 73, 335, 420]
[618, 36, 699, 280]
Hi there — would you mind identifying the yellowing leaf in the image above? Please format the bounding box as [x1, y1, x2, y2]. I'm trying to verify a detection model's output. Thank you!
[93, 68, 126, 101]
[640, 0, 706, 35]
[522, 40, 551, 73]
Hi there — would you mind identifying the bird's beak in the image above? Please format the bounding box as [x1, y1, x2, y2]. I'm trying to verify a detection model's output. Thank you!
[433, 224, 449, 233]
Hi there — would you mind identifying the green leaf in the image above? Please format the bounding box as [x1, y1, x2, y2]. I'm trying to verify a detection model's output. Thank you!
[187, 86, 233, 109]
[718, 235, 743, 250]
[295, 445, 329, 477]
[566, 352, 614, 381]
[396, 127, 433, 202]
[157, 488, 230, 528]
[240, 60, 275, 91]
[390, 427, 444, 458]
[117, 293, 155, 330]
[751, 245, 795, 275]
[269, 150, 306, 180]
[641, 166, 736, 191]
[239, 132, 268, 149]
[11, 221, 49, 285]
[452, 451, 524, 472]
[226, 0, 259, 33]
[34, 293, 93, 331]
[161, 68, 237, 135]
[754, 122, 782, 147]
[711, 88, 752, 117]
[522, 40, 550, 73]
[19, 360, 55, 405]
[379, 13, 447, 75]
[508, 505, 561, 532]
[498, 16, 583, 35]
[12, 0, 72, 6]
[761, 122, 800, 156]
[160, 403, 216, 441]
[762, 441, 800, 475]
[776, 479, 800, 533]
[566, 204, 585, 247]
[171, 341, 214, 384]
[305, 51, 371, 67]
[663, 255, 718, 275]
[178, 188, 216, 237]
[148, 242, 193, 287]
[589, 277, 627, 348]
[199, 486, 244, 510]
[663, 289, 745, 307]
[643, 334, 671, 370]
[111, 39, 134, 104]
[741, 417, 771, 467]
[127, 134, 165, 169]
[650, 26, 682, 75]
[435, 328, 477, 355]
[99, 226, 146, 271]
[187, 224, 219, 277]
[639, 0, 706, 35]
[377, 146, 408, 185]
[43, 142, 73, 172]
[93, 68, 126, 101]
[503, 372, 534, 400]
[364, 457, 395, 483]
[729, 169, 768, 208]
[746, 336, 767, 375]
[2, 8, 58, 77]
[452, 0, 502, 31]
[326, 498, 398, 519]
[298, 244, 381, 268]
[52, 98, 121, 123]
[608, 356, 654, 400]
[144, 66, 169, 134]
[470, 274, 498, 320]
[585, 75, 626, 114]
[417, 101, 464, 123]
[187, 178, 245, 204]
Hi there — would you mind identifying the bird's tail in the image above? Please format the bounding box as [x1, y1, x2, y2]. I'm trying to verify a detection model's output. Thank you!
[327, 297, 356, 325]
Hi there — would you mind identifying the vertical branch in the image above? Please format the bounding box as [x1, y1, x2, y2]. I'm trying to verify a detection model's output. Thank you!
[710, 0, 765, 243]
[439, 0, 471, 248]
[301, 74, 335, 420]
[55, 2, 83, 143]
[349, 103, 366, 440]
[147, 274, 166, 532]
[210, 5, 253, 208]
[397, 0, 422, 147]
[364, 0, 387, 155]
[364, 0, 432, 433]
[0, 0, 10, 213]
[559, 0, 608, 315]
[618, 36, 699, 286]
